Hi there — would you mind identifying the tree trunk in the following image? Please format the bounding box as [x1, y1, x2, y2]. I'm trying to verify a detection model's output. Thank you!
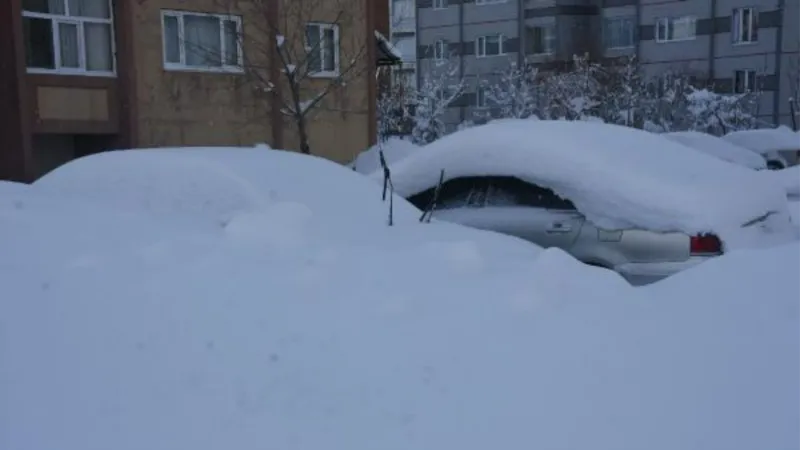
[296, 114, 311, 154]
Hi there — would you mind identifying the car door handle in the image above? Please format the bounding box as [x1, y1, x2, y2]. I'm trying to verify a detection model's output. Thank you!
[546, 222, 572, 233]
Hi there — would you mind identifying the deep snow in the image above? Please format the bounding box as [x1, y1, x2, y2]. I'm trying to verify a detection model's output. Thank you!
[721, 126, 800, 154]
[1, 147, 798, 450]
[661, 130, 767, 169]
[371, 120, 793, 247]
[351, 137, 421, 174]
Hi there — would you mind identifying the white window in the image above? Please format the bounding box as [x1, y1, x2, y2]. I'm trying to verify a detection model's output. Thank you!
[434, 39, 448, 60]
[476, 34, 505, 57]
[527, 25, 555, 55]
[161, 10, 242, 72]
[732, 7, 758, 44]
[604, 16, 636, 49]
[734, 70, 757, 93]
[655, 16, 697, 42]
[475, 0, 507, 4]
[22, 0, 115, 75]
[305, 22, 340, 77]
[433, 0, 448, 9]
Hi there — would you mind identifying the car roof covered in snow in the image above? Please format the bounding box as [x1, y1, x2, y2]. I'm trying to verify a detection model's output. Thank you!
[371, 120, 789, 241]
[34, 146, 421, 227]
[662, 131, 767, 170]
[721, 127, 800, 154]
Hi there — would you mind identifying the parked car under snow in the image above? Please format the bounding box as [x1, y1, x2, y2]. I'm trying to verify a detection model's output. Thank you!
[373, 120, 795, 285]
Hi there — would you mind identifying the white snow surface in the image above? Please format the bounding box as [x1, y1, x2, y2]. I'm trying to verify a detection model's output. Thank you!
[372, 120, 793, 247]
[351, 137, 421, 174]
[33, 146, 421, 229]
[1, 179, 798, 450]
[721, 126, 800, 154]
[765, 165, 800, 198]
[662, 130, 767, 170]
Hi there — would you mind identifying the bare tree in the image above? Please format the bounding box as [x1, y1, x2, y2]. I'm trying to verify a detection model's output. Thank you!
[541, 54, 602, 120]
[207, 0, 372, 155]
[596, 55, 647, 127]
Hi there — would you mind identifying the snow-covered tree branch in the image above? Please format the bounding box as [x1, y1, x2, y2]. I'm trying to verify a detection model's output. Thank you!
[480, 62, 540, 120]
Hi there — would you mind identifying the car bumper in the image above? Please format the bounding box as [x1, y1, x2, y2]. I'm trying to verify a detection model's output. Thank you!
[615, 257, 711, 286]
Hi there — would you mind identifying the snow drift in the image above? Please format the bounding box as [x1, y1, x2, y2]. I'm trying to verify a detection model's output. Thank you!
[351, 137, 421, 174]
[1, 182, 798, 450]
[34, 146, 422, 227]
[662, 130, 766, 170]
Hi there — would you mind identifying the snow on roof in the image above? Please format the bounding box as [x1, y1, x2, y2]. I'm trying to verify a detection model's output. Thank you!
[34, 146, 420, 227]
[374, 30, 402, 61]
[351, 137, 421, 174]
[373, 120, 791, 242]
[662, 131, 767, 170]
[721, 126, 800, 154]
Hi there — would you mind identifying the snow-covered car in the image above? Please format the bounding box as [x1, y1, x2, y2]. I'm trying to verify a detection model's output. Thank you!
[721, 127, 800, 169]
[374, 120, 795, 284]
[661, 131, 767, 170]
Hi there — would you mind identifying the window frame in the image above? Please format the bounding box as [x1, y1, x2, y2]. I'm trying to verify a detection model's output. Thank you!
[161, 10, 244, 74]
[734, 69, 757, 94]
[433, 0, 448, 10]
[476, 84, 489, 108]
[475, 34, 506, 58]
[655, 16, 697, 43]
[22, 0, 117, 77]
[604, 16, 636, 50]
[732, 7, 758, 45]
[433, 39, 448, 60]
[305, 22, 341, 78]
[527, 25, 555, 55]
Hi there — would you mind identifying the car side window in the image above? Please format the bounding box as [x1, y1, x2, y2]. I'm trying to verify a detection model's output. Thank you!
[517, 182, 576, 210]
[485, 180, 523, 206]
[437, 178, 486, 209]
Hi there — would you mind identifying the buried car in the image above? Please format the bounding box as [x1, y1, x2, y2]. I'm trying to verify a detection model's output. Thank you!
[661, 131, 767, 170]
[373, 120, 796, 284]
[720, 126, 800, 169]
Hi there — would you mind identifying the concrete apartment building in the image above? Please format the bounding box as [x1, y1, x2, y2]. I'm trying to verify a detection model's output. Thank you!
[416, 0, 800, 130]
[1, 0, 397, 182]
[391, 0, 419, 89]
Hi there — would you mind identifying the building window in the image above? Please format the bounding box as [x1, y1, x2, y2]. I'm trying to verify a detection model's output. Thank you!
[434, 39, 448, 60]
[475, 0, 507, 4]
[476, 34, 505, 57]
[655, 16, 697, 42]
[305, 23, 340, 77]
[162, 10, 242, 72]
[734, 70, 757, 93]
[527, 25, 555, 55]
[22, 0, 115, 75]
[732, 8, 758, 44]
[604, 16, 636, 49]
[476, 85, 489, 108]
[433, 0, 448, 9]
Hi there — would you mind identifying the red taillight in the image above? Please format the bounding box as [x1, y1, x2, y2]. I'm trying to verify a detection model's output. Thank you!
[690, 234, 723, 255]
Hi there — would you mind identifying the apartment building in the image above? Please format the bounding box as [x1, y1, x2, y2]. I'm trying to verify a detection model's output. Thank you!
[416, 0, 800, 130]
[0, 0, 398, 182]
[391, 0, 419, 89]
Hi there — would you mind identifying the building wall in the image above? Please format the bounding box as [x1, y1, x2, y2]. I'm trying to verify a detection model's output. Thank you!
[416, 0, 800, 129]
[131, 0, 372, 163]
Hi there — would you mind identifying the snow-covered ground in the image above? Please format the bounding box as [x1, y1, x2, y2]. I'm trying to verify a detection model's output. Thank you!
[351, 137, 421, 174]
[1, 147, 798, 450]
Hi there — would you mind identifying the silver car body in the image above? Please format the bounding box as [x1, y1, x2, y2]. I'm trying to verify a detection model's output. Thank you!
[413, 176, 717, 285]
